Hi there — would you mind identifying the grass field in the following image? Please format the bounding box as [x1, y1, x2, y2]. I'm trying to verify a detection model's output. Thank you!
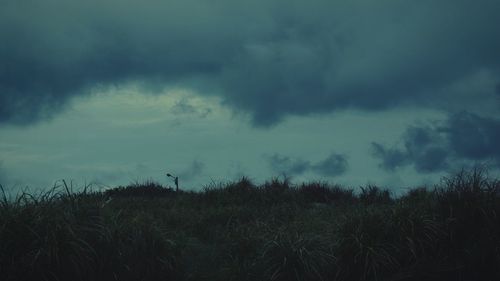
[1, 168, 500, 281]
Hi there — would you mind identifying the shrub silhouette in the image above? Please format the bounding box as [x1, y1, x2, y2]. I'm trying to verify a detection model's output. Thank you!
[105, 180, 175, 198]
[299, 182, 355, 203]
[1, 168, 500, 281]
[359, 185, 393, 205]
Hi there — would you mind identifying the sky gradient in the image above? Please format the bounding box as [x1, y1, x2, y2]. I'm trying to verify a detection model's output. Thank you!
[1, 0, 500, 193]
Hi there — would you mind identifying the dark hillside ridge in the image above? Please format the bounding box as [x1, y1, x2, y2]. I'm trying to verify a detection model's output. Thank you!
[1, 169, 499, 281]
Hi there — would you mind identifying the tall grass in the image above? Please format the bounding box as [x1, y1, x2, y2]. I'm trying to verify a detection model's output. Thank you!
[1, 168, 500, 280]
[0, 182, 182, 281]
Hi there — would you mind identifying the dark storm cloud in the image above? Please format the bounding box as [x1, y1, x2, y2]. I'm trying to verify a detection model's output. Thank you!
[266, 152, 348, 177]
[372, 111, 500, 173]
[267, 154, 311, 175]
[446, 111, 500, 161]
[371, 143, 409, 171]
[312, 153, 348, 177]
[1, 0, 500, 126]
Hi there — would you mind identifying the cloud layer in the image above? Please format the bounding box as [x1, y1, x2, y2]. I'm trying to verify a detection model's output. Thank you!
[1, 0, 500, 126]
[267, 152, 348, 177]
[178, 160, 205, 182]
[372, 111, 500, 173]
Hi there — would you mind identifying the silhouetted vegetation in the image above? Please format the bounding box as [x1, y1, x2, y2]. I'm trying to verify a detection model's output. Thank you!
[1, 168, 500, 280]
[105, 180, 176, 198]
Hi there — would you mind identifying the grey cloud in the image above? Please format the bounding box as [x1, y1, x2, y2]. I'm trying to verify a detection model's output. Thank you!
[372, 111, 500, 173]
[371, 143, 409, 171]
[266, 152, 348, 177]
[446, 111, 500, 161]
[171, 99, 198, 115]
[1, 0, 500, 126]
[312, 153, 348, 177]
[267, 154, 311, 175]
[403, 126, 450, 173]
[178, 160, 205, 182]
[171, 98, 212, 118]
[413, 146, 450, 173]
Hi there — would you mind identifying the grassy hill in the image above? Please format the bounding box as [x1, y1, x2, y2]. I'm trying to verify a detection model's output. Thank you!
[1, 169, 500, 281]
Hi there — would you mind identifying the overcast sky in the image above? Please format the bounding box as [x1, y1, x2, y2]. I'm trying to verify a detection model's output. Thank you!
[1, 0, 500, 194]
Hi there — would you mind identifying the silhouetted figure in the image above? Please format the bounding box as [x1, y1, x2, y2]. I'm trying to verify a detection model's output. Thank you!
[166, 173, 179, 192]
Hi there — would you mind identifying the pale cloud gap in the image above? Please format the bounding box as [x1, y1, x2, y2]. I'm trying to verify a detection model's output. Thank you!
[1, 0, 499, 126]
[0, 161, 6, 186]
[66, 85, 224, 127]
[171, 97, 213, 118]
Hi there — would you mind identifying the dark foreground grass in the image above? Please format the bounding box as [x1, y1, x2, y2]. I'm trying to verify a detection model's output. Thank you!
[1, 169, 500, 281]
